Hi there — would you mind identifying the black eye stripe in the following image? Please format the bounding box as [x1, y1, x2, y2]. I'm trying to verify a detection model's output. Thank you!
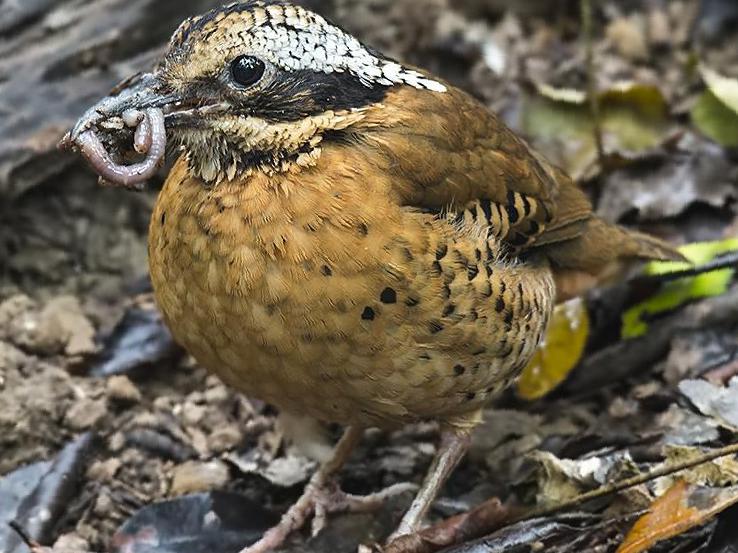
[230, 55, 266, 88]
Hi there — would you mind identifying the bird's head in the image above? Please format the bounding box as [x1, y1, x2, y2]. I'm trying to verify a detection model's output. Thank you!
[64, 0, 447, 185]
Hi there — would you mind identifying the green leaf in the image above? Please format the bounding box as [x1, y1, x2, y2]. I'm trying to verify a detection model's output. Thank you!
[622, 239, 738, 339]
[522, 82, 671, 179]
[691, 67, 738, 147]
[692, 91, 738, 147]
[701, 66, 738, 112]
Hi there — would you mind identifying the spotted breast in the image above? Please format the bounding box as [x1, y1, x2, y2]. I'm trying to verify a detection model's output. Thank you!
[149, 127, 555, 431]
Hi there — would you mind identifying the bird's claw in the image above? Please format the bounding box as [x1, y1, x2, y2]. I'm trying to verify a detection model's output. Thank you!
[240, 479, 417, 553]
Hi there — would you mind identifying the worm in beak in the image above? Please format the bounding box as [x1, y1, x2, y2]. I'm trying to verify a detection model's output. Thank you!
[72, 108, 166, 191]
[60, 72, 174, 190]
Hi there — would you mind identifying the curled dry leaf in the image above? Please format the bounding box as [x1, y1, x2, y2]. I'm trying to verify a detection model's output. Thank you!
[597, 132, 737, 223]
[679, 378, 738, 432]
[91, 297, 181, 377]
[617, 480, 738, 553]
[529, 450, 638, 505]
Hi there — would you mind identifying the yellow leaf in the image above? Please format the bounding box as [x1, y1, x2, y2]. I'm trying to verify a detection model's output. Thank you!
[517, 298, 589, 400]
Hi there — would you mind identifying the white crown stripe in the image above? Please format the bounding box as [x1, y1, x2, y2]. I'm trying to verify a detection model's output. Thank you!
[206, 4, 447, 93]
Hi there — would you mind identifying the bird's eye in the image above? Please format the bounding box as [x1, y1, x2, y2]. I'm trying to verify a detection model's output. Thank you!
[230, 55, 266, 88]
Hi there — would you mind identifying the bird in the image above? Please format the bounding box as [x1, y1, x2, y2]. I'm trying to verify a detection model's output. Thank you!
[62, 1, 685, 551]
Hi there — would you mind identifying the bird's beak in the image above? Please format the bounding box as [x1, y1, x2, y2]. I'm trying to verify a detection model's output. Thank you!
[65, 71, 178, 143]
[60, 71, 183, 190]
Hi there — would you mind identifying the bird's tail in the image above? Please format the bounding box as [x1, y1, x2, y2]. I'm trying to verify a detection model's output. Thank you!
[542, 217, 686, 301]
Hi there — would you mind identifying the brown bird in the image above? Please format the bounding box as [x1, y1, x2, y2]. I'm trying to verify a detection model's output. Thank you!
[63, 1, 684, 551]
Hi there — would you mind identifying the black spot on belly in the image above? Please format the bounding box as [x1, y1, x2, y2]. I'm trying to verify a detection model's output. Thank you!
[517, 339, 527, 356]
[160, 211, 166, 225]
[500, 340, 514, 357]
[321, 265, 333, 276]
[429, 320, 444, 334]
[358, 223, 369, 236]
[443, 303, 456, 317]
[467, 264, 479, 281]
[435, 243, 448, 260]
[380, 287, 397, 304]
[361, 307, 376, 321]
[496, 297, 505, 313]
[504, 310, 514, 328]
[454, 364, 466, 376]
[406, 297, 420, 307]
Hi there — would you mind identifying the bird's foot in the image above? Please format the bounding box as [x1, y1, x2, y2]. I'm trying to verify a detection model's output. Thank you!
[240, 476, 417, 553]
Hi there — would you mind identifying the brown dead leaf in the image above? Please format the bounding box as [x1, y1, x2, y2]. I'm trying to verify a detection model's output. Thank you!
[617, 480, 738, 553]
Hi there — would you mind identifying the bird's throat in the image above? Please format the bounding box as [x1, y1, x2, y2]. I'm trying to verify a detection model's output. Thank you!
[178, 108, 373, 184]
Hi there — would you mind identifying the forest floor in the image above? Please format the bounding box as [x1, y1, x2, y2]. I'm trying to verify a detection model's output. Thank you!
[1, 1, 738, 552]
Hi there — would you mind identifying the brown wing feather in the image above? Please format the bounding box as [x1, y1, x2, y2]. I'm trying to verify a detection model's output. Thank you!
[357, 84, 683, 298]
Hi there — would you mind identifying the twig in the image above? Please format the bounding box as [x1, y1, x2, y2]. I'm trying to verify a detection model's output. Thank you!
[9, 521, 41, 550]
[383, 441, 738, 553]
[520, 440, 738, 521]
[581, 0, 605, 167]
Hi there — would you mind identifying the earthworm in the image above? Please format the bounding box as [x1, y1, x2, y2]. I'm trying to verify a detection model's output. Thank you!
[76, 107, 166, 190]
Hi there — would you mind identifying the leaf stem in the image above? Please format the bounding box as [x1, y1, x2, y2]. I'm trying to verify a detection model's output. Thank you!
[581, 0, 605, 167]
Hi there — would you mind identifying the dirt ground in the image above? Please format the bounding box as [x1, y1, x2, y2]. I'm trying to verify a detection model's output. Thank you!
[1, 1, 738, 552]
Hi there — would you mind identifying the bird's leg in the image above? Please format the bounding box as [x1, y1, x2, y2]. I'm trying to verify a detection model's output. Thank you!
[240, 426, 416, 553]
[387, 429, 471, 542]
